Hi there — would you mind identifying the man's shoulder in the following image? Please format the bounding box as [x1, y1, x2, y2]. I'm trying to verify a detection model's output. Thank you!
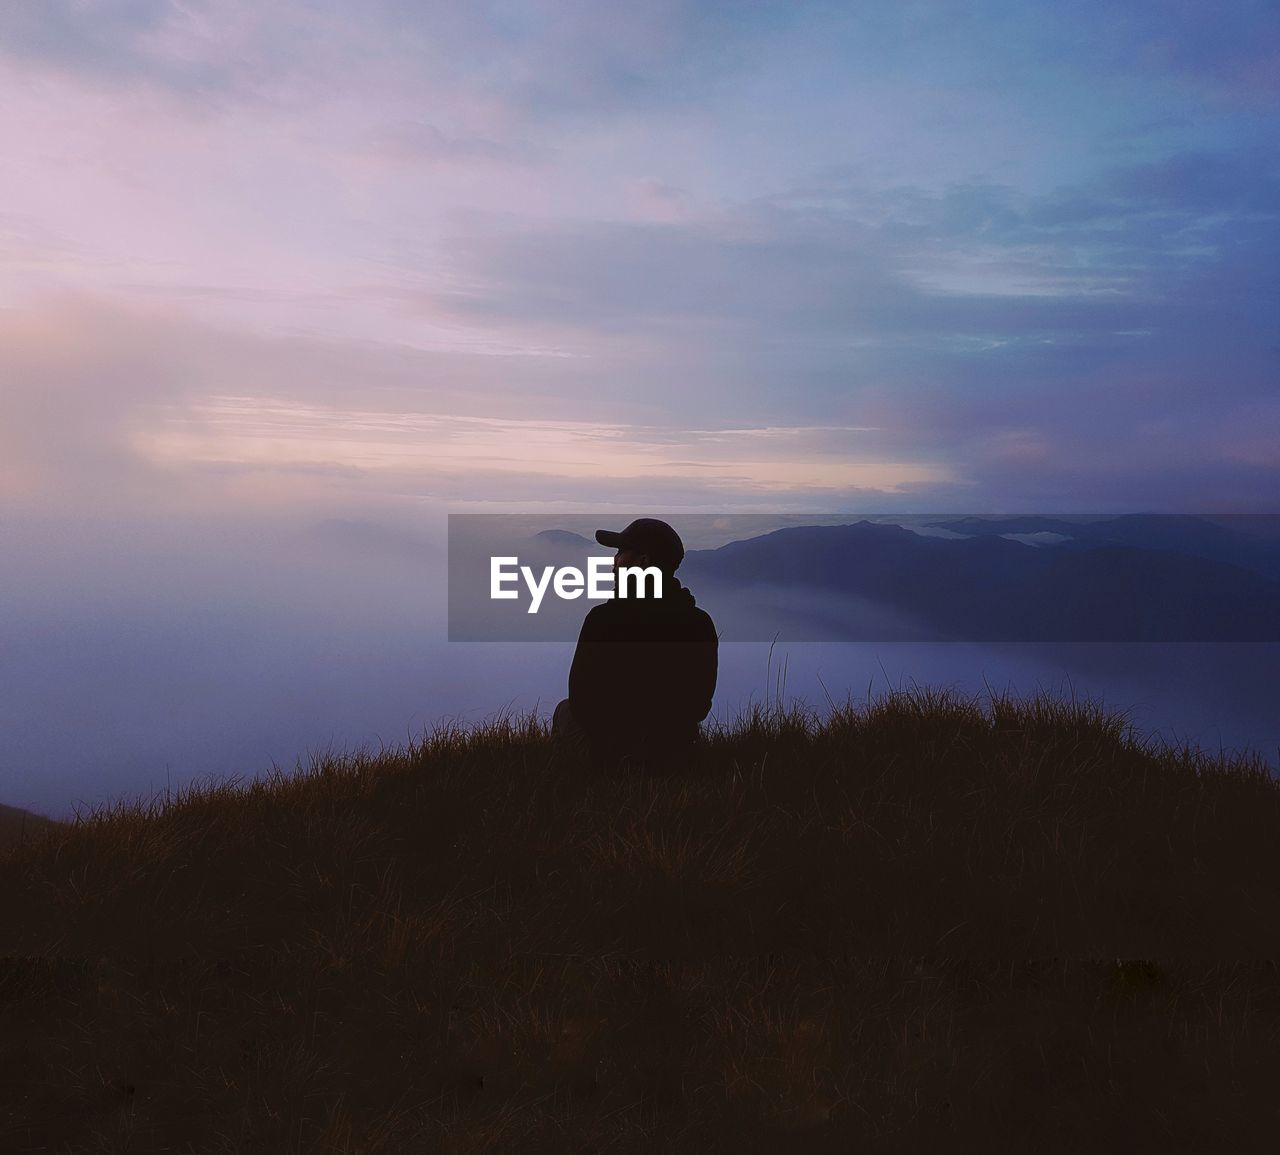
[688, 605, 718, 643]
[579, 597, 637, 639]
[581, 590, 716, 636]
[579, 599, 615, 632]
[667, 598, 717, 642]
[584, 598, 629, 624]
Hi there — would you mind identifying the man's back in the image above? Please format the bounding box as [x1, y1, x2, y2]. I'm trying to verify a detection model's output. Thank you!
[567, 575, 718, 765]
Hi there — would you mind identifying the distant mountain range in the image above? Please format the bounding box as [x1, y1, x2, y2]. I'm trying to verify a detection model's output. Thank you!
[526, 517, 1280, 641]
[533, 529, 596, 549]
[923, 514, 1280, 581]
[674, 517, 1280, 642]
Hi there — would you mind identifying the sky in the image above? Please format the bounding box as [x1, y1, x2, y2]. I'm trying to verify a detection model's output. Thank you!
[3, 0, 1278, 513]
[3, 2, 1279, 814]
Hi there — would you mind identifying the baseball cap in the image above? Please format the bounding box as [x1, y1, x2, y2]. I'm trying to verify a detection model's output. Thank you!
[595, 518, 685, 573]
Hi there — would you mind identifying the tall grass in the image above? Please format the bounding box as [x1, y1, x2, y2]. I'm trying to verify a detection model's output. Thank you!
[2, 685, 1277, 1151]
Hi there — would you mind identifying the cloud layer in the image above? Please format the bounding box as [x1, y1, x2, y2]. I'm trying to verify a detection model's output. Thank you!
[3, 3, 1277, 510]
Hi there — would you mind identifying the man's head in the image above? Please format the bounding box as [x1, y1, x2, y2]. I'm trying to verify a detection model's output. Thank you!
[595, 517, 685, 576]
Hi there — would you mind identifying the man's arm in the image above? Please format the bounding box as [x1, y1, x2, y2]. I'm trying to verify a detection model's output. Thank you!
[662, 611, 718, 730]
[688, 611, 718, 726]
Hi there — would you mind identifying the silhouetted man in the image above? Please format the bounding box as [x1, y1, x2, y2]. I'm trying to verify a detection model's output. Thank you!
[553, 518, 718, 768]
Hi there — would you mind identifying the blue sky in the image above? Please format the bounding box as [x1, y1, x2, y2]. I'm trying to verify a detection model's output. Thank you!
[2, 0, 1277, 512]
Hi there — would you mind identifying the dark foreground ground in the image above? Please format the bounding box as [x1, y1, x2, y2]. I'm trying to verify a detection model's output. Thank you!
[2, 687, 1278, 1152]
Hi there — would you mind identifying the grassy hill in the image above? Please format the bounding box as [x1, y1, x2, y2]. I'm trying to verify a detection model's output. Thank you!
[2, 686, 1278, 1151]
[0, 802, 62, 853]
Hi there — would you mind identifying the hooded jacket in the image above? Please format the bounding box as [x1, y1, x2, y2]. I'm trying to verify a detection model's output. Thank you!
[567, 574, 718, 764]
